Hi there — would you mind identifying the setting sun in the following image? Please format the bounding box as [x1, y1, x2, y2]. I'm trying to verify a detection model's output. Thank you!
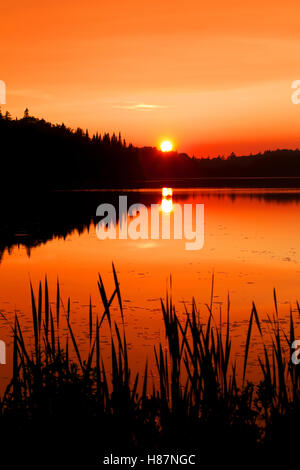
[160, 140, 173, 152]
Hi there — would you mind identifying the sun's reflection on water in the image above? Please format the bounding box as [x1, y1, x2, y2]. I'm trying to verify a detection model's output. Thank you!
[161, 187, 173, 213]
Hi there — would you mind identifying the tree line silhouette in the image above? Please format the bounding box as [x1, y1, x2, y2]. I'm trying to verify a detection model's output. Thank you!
[1, 108, 300, 192]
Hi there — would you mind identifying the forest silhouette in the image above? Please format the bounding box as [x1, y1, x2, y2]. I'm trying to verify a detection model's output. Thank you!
[1, 108, 300, 192]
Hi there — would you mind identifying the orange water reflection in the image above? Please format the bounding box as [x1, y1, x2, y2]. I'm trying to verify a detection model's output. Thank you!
[161, 187, 173, 213]
[162, 187, 173, 197]
[1, 188, 300, 387]
[161, 198, 173, 214]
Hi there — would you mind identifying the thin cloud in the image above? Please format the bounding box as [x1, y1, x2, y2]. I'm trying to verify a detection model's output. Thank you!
[113, 102, 167, 110]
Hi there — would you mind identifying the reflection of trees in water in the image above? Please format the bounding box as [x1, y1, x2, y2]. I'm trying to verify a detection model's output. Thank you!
[0, 222, 93, 263]
[188, 191, 300, 204]
[0, 191, 162, 262]
[1, 189, 300, 262]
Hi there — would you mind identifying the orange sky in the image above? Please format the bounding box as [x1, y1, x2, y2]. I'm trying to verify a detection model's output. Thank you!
[2, 0, 300, 156]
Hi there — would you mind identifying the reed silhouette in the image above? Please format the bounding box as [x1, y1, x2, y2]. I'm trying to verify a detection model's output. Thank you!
[0, 269, 299, 466]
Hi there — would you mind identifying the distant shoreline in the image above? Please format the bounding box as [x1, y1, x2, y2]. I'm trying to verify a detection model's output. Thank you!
[53, 176, 300, 191]
[2, 113, 300, 193]
[137, 176, 300, 188]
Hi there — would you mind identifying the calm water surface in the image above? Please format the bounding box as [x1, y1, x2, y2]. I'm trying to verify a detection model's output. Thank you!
[1, 187, 300, 387]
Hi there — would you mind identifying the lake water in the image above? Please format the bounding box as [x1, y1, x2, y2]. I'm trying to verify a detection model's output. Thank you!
[1, 187, 300, 388]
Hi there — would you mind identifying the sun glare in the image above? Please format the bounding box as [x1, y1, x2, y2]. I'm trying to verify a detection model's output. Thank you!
[160, 140, 173, 152]
[161, 198, 173, 213]
[162, 187, 173, 197]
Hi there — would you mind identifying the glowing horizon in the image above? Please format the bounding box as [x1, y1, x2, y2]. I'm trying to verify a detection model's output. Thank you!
[2, 1, 300, 157]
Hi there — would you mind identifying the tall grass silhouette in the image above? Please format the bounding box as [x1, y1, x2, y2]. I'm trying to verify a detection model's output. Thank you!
[0, 265, 299, 465]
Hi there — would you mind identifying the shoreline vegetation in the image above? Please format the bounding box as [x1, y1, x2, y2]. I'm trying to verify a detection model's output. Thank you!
[0, 267, 300, 465]
[2, 109, 300, 193]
